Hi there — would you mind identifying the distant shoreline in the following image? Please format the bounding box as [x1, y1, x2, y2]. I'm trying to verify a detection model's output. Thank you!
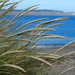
[31, 43, 75, 49]
[1, 10, 75, 15]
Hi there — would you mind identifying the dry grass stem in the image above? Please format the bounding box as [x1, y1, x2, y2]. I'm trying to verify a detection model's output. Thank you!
[0, 51, 26, 57]
[0, 64, 26, 73]
[55, 40, 75, 54]
[27, 56, 53, 67]
[59, 67, 75, 75]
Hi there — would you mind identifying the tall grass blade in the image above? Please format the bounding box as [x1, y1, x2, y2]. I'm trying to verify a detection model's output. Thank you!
[0, 64, 26, 73]
[0, 51, 26, 57]
[38, 35, 68, 39]
[59, 67, 75, 75]
[26, 56, 53, 67]
[55, 40, 75, 54]
[0, 2, 18, 18]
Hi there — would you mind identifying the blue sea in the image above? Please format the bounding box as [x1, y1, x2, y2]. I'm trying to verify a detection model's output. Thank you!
[2, 15, 75, 47]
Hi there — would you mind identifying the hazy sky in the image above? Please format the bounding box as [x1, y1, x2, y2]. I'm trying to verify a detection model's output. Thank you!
[14, 0, 75, 12]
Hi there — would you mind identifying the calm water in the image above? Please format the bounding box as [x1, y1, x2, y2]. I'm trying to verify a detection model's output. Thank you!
[2, 15, 75, 46]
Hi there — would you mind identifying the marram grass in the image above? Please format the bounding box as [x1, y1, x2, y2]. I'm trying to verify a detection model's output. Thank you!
[59, 67, 75, 75]
[55, 40, 75, 54]
[0, 0, 75, 75]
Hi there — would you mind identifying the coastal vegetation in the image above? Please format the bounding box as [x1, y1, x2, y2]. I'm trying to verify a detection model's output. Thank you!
[0, 0, 75, 75]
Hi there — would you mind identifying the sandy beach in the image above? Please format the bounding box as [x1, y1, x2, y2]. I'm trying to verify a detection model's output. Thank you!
[34, 46, 75, 75]
[34, 45, 75, 53]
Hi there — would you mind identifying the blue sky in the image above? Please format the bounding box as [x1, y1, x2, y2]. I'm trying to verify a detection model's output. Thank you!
[14, 0, 75, 12]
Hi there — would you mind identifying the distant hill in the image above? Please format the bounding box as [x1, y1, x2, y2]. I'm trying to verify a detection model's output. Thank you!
[33, 10, 64, 12]
[26, 10, 75, 15]
[0, 9, 75, 15]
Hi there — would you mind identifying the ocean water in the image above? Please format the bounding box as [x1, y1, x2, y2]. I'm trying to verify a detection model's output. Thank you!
[1, 15, 75, 46]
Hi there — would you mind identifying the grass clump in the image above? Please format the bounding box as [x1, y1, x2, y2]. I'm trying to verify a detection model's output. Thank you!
[0, 0, 75, 75]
